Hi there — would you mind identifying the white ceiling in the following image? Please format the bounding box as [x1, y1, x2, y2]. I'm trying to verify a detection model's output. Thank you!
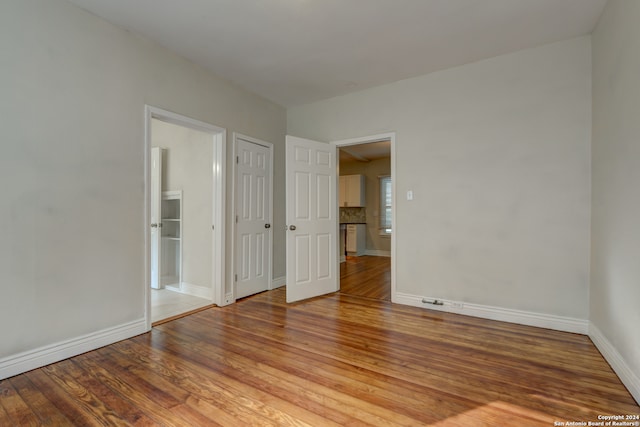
[66, 0, 607, 107]
[340, 140, 391, 164]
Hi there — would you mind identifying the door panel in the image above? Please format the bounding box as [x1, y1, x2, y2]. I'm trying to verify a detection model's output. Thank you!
[256, 233, 264, 277]
[295, 234, 311, 283]
[295, 172, 310, 219]
[286, 136, 338, 303]
[235, 138, 272, 299]
[317, 173, 331, 219]
[317, 233, 331, 279]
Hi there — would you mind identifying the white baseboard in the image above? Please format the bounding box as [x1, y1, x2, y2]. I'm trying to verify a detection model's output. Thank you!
[393, 292, 589, 334]
[180, 282, 213, 300]
[589, 323, 640, 404]
[222, 292, 234, 306]
[365, 249, 391, 257]
[0, 319, 147, 380]
[271, 276, 286, 289]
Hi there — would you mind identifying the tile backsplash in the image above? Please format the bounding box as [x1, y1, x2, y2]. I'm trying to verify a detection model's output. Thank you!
[340, 207, 366, 223]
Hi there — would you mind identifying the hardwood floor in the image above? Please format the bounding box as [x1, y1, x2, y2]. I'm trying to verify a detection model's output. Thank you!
[340, 255, 391, 301]
[1, 288, 638, 426]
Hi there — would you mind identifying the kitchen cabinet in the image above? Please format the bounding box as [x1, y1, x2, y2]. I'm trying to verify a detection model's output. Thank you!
[346, 224, 366, 256]
[339, 174, 365, 207]
[340, 225, 346, 262]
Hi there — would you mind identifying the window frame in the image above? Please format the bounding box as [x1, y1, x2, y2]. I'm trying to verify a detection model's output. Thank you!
[379, 175, 392, 236]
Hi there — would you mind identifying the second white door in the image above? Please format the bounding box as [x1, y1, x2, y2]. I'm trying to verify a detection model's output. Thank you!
[285, 135, 338, 303]
[235, 137, 272, 299]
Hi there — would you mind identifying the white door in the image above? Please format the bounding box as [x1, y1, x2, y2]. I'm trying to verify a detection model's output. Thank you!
[286, 136, 338, 303]
[235, 138, 272, 299]
[150, 147, 163, 289]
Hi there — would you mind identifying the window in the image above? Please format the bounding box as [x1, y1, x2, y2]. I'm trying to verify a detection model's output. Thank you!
[379, 175, 392, 235]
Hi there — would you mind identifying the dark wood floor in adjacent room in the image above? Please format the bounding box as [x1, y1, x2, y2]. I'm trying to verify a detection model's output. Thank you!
[1, 286, 638, 426]
[340, 255, 391, 301]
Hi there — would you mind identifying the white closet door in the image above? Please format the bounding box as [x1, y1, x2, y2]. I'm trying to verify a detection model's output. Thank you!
[235, 138, 272, 299]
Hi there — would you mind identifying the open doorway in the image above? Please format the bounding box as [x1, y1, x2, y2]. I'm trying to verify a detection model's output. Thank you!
[145, 106, 226, 327]
[335, 134, 395, 302]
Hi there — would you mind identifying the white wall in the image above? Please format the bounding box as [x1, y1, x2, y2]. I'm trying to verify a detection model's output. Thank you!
[152, 119, 213, 291]
[340, 158, 391, 253]
[289, 37, 592, 321]
[590, 0, 640, 402]
[0, 0, 285, 367]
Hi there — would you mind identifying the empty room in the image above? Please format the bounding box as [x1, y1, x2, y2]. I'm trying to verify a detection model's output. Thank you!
[1, 0, 638, 425]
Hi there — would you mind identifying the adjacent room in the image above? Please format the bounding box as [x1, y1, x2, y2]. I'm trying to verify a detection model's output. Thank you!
[150, 118, 216, 323]
[339, 140, 392, 301]
[1, 0, 638, 424]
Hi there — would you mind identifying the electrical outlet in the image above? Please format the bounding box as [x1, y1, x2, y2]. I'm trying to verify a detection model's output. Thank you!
[451, 301, 464, 309]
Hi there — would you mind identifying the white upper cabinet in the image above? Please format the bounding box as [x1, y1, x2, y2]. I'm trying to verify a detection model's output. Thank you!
[339, 174, 365, 207]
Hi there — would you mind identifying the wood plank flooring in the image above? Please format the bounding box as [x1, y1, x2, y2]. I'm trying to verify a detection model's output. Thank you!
[1, 288, 638, 426]
[340, 255, 391, 301]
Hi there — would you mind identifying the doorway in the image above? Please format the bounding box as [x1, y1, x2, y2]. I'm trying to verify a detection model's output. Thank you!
[144, 106, 226, 327]
[283, 133, 395, 304]
[334, 133, 396, 302]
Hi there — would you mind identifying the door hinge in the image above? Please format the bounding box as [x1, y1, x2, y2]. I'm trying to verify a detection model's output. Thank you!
[235, 274, 237, 282]
[236, 156, 239, 164]
[211, 224, 214, 230]
[236, 215, 238, 223]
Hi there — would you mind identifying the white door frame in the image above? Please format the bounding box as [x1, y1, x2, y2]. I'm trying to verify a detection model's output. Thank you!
[230, 132, 274, 304]
[332, 132, 397, 302]
[144, 105, 226, 329]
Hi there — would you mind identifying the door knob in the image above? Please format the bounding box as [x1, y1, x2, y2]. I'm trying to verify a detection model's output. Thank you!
[150, 223, 158, 228]
[265, 223, 271, 229]
[289, 225, 296, 231]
